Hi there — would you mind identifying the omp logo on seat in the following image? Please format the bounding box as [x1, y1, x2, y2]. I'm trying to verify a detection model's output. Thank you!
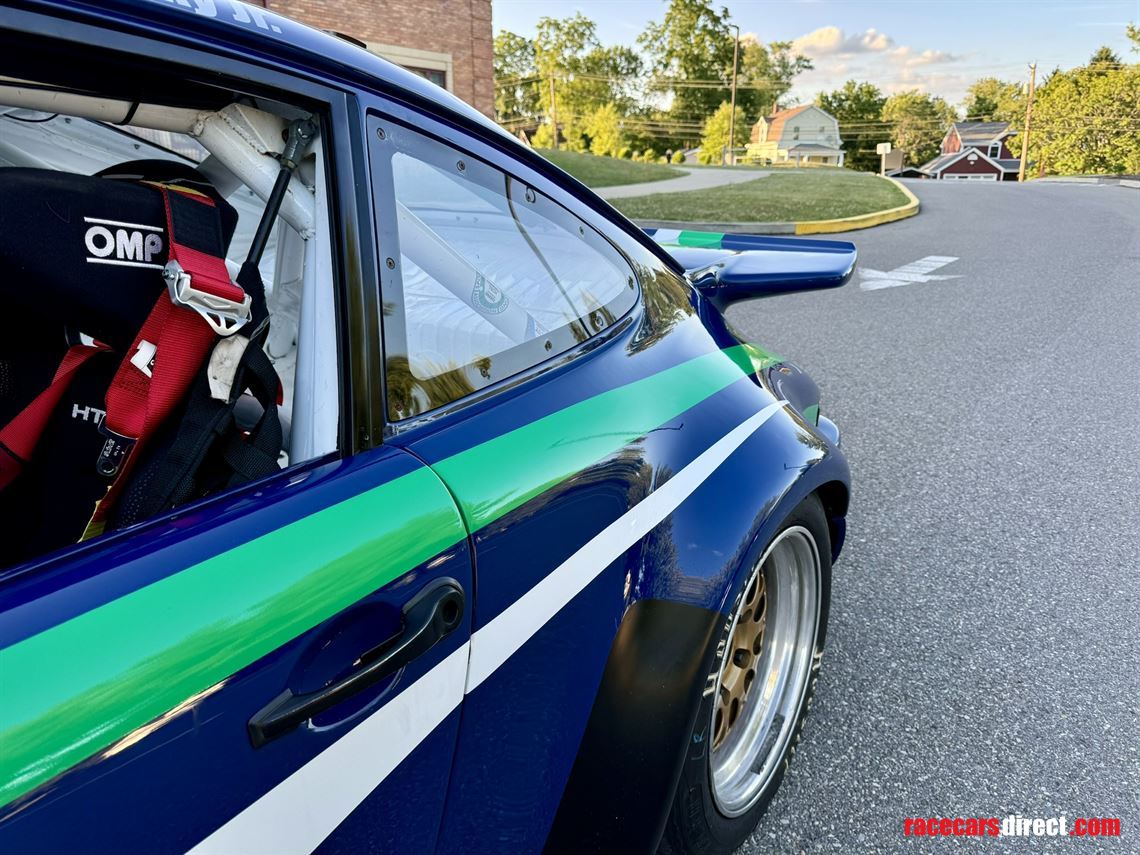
[84, 217, 164, 269]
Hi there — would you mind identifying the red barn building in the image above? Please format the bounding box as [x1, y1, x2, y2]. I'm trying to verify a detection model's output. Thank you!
[920, 121, 1021, 181]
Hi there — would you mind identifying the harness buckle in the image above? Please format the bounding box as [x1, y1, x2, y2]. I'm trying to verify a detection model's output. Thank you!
[163, 260, 251, 337]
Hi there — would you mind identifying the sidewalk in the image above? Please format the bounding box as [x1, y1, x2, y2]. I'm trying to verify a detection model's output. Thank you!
[1037, 175, 1140, 188]
[595, 166, 766, 199]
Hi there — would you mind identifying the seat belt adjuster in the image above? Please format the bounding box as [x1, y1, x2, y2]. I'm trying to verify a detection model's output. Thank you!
[95, 422, 137, 478]
[164, 260, 252, 337]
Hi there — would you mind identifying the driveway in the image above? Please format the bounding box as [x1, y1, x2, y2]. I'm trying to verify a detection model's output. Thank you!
[732, 180, 1140, 854]
[594, 165, 764, 199]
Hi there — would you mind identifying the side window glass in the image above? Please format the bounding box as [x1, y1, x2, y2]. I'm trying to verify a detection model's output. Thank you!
[374, 124, 636, 420]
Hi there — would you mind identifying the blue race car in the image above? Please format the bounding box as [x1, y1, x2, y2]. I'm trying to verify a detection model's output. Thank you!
[0, 2, 852, 852]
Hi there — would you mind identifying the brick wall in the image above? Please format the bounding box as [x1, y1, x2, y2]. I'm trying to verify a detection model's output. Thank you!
[262, 0, 494, 117]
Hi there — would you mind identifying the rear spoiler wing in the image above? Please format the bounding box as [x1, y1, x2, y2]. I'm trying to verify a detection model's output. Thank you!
[644, 228, 857, 310]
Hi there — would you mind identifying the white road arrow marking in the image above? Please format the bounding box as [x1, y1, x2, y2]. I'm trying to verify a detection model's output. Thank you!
[860, 255, 961, 290]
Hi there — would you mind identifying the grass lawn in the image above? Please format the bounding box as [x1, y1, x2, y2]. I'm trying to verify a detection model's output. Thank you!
[611, 169, 909, 223]
[539, 149, 684, 187]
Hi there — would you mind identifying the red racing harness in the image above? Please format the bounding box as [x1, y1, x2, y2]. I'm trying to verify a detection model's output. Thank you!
[0, 180, 250, 540]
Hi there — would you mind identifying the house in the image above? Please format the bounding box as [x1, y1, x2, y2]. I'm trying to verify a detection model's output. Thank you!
[919, 121, 1021, 181]
[746, 105, 845, 166]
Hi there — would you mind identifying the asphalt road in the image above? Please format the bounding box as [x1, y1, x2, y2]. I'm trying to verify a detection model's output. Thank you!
[730, 181, 1140, 854]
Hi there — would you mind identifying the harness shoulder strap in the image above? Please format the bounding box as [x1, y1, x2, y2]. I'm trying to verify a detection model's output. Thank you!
[82, 184, 249, 538]
[113, 261, 282, 526]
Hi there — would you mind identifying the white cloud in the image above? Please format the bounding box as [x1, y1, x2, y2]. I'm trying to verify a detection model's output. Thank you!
[790, 26, 959, 69]
[889, 46, 960, 67]
[786, 25, 966, 98]
[792, 26, 894, 57]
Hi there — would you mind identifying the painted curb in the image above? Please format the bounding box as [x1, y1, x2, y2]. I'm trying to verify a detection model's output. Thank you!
[633, 176, 919, 237]
[794, 178, 920, 234]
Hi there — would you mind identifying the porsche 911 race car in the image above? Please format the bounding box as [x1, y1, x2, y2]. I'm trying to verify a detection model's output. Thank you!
[0, 2, 853, 852]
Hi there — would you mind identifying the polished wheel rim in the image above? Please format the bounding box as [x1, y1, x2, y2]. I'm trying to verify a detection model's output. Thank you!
[709, 526, 821, 818]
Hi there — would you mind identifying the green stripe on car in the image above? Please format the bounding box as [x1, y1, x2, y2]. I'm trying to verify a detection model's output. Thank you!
[651, 230, 726, 250]
[675, 230, 726, 249]
[0, 467, 466, 808]
[0, 343, 775, 807]
[433, 345, 763, 531]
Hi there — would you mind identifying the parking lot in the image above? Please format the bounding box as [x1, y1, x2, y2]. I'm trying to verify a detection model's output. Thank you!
[732, 181, 1140, 853]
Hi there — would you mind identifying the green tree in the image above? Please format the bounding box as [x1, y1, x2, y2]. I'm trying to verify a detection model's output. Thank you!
[963, 77, 1022, 122]
[494, 31, 539, 125]
[1011, 60, 1140, 175]
[1128, 23, 1139, 51]
[697, 101, 748, 164]
[638, 1, 812, 152]
[531, 122, 556, 148]
[1089, 46, 1121, 69]
[816, 80, 885, 171]
[638, 0, 735, 122]
[881, 90, 956, 166]
[732, 37, 774, 118]
[767, 41, 814, 104]
[584, 103, 627, 157]
[733, 36, 812, 119]
[533, 13, 643, 150]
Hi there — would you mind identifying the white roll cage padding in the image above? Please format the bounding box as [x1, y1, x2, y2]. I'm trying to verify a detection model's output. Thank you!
[396, 202, 543, 346]
[0, 80, 337, 461]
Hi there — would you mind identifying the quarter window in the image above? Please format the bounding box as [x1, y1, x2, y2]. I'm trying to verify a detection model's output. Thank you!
[373, 123, 637, 420]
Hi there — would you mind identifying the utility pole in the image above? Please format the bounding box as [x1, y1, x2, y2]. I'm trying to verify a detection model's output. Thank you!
[726, 24, 740, 166]
[1018, 62, 1036, 182]
[549, 72, 559, 150]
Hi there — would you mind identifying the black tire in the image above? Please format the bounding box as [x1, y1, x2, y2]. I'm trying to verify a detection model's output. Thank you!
[660, 493, 832, 855]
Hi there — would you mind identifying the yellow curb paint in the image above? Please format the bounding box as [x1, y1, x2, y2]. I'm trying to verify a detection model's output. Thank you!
[794, 177, 919, 235]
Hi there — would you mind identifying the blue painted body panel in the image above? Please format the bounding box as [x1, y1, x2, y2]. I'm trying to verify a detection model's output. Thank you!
[0, 1, 851, 852]
[395, 233, 848, 851]
[0, 448, 473, 853]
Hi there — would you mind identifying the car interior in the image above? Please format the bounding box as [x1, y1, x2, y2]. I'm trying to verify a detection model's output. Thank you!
[0, 66, 338, 568]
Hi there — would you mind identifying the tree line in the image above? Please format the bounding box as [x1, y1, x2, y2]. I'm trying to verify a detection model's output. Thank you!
[820, 41, 1139, 174]
[496, 3, 1140, 176]
[495, 0, 811, 162]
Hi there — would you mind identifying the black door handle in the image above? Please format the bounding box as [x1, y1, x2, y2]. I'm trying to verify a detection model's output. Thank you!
[248, 578, 465, 748]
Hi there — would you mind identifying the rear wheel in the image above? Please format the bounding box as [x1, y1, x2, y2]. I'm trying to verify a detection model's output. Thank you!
[661, 494, 831, 854]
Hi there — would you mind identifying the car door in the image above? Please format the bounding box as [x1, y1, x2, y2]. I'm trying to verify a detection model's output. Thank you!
[0, 450, 473, 855]
[0, 15, 472, 855]
[366, 105, 767, 852]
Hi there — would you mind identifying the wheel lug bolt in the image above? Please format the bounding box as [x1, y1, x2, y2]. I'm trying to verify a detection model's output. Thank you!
[733, 650, 750, 667]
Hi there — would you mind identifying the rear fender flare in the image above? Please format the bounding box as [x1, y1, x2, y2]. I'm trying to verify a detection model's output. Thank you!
[545, 451, 847, 853]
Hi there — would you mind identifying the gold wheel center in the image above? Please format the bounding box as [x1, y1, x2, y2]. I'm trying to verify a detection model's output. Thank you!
[712, 571, 767, 751]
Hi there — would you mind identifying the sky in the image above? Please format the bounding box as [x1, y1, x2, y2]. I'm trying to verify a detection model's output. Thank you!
[492, 0, 1140, 106]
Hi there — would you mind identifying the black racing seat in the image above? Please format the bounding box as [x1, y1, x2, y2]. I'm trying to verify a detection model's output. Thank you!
[0, 162, 278, 566]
